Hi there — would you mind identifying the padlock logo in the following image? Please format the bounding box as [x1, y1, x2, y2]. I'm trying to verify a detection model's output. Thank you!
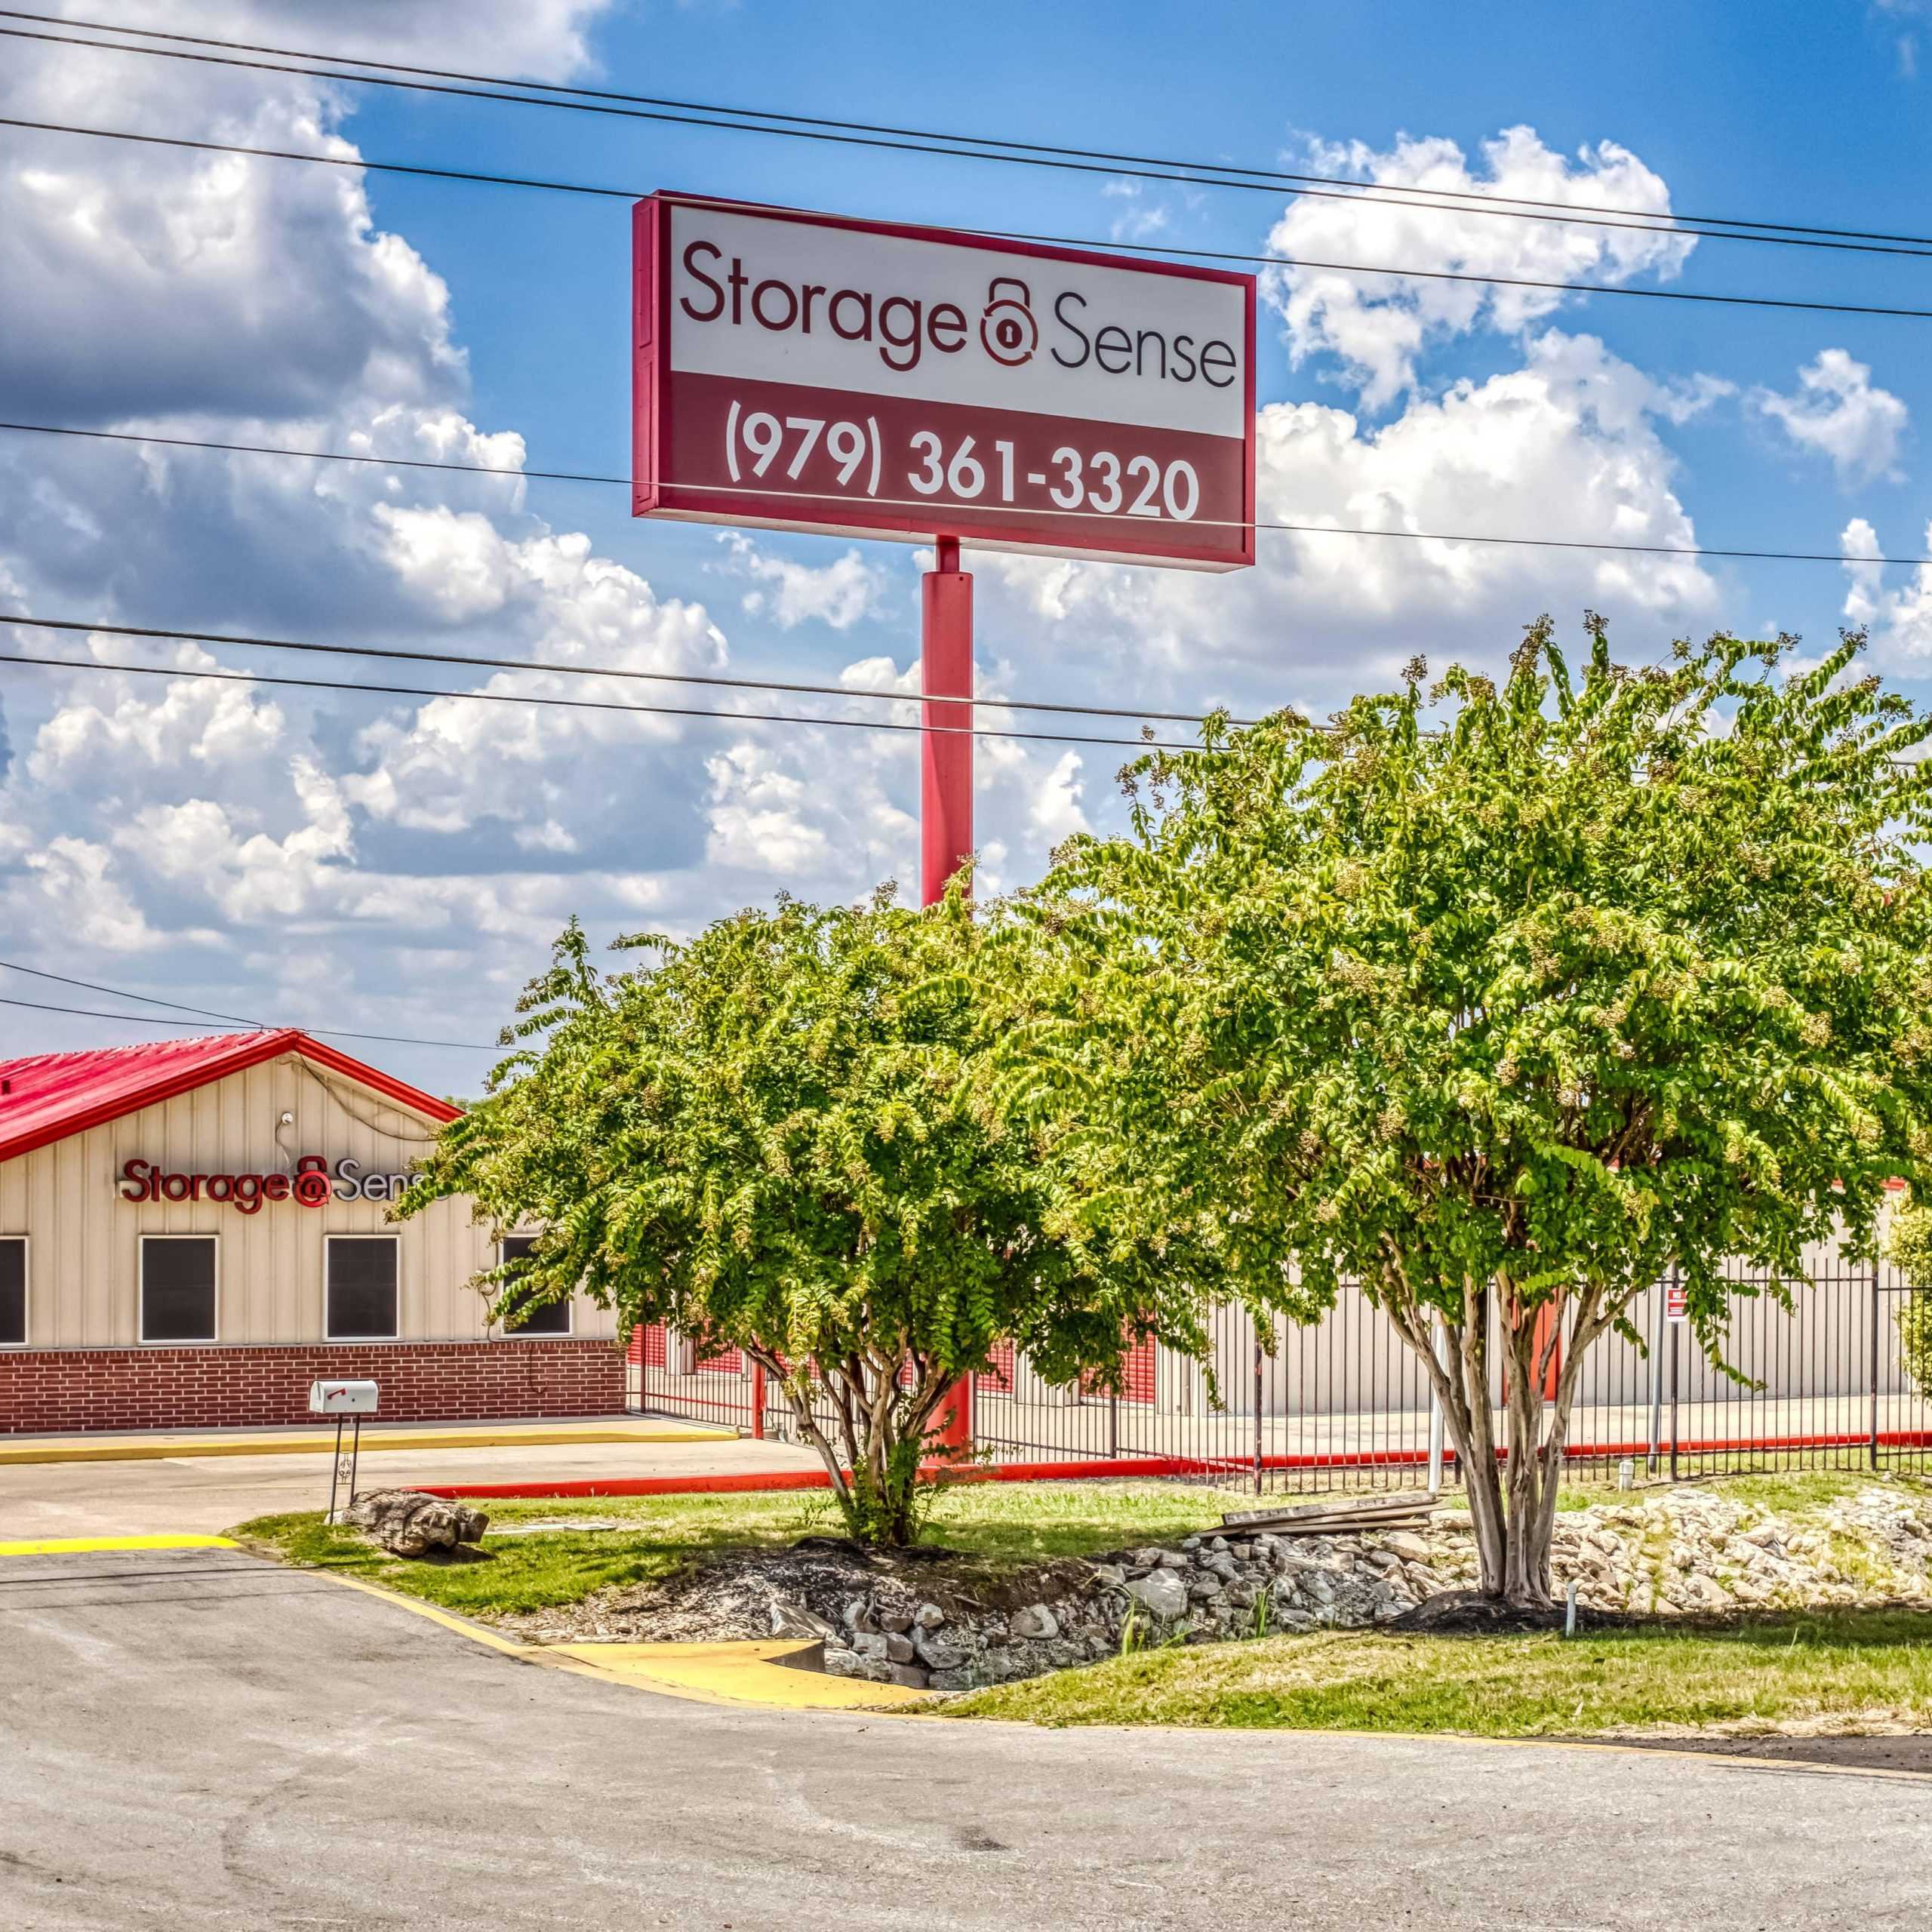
[980, 277, 1038, 367]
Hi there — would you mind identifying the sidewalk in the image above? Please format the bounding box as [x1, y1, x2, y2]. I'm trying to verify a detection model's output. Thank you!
[0, 1415, 728, 1466]
[0, 1421, 824, 1540]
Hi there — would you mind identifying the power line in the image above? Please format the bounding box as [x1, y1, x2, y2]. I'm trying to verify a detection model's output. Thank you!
[7, 110, 1931, 332]
[0, 612, 1237, 731]
[0, 957, 260, 1026]
[0, 990, 496, 1052]
[9, 10, 1932, 261]
[5, 418, 1924, 572]
[0, 646, 1200, 752]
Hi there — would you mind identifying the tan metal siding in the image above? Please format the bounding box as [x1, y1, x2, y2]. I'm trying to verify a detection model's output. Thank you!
[0, 1051, 614, 1349]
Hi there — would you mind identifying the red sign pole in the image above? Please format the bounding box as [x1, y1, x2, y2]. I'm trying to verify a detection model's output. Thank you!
[921, 536, 974, 903]
[922, 534, 974, 1453]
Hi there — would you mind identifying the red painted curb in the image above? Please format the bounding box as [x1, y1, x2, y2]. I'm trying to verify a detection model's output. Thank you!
[417, 1455, 1209, 1500]
[413, 1431, 1932, 1502]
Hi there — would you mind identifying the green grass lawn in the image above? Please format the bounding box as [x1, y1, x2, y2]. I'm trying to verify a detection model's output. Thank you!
[949, 1611, 1932, 1737]
[238, 1469, 1932, 1740]
[232, 1478, 1227, 1620]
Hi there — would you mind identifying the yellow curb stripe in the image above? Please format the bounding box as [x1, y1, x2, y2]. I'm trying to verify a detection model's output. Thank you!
[0, 1424, 731, 1466]
[294, 1565, 932, 1714]
[544, 1639, 937, 1712]
[0, 1534, 241, 1555]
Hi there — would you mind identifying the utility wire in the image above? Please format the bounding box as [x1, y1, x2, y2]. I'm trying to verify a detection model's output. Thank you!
[0, 648, 1201, 752]
[0, 990, 496, 1052]
[0, 968, 497, 1060]
[0, 613, 1240, 731]
[10, 10, 1932, 260]
[6, 111, 1930, 331]
[0, 957, 260, 1026]
[5, 419, 1924, 571]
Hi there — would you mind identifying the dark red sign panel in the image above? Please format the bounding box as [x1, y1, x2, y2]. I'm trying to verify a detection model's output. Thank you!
[633, 193, 1256, 571]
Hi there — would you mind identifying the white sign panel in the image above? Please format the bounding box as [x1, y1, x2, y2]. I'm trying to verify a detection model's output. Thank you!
[634, 193, 1257, 570]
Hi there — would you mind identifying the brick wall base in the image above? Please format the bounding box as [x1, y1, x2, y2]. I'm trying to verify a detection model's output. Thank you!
[0, 1339, 627, 1434]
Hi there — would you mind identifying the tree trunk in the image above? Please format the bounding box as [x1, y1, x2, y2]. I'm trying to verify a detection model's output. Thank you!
[1388, 1274, 1575, 1608]
[756, 1344, 943, 1548]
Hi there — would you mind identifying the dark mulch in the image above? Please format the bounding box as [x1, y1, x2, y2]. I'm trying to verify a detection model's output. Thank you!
[1602, 1734, 1932, 1775]
[1388, 1589, 1638, 1636]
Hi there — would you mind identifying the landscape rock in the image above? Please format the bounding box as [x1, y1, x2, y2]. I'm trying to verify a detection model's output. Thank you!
[344, 1488, 489, 1558]
[485, 1478, 1932, 1701]
[913, 1629, 966, 1672]
[1124, 1569, 1190, 1620]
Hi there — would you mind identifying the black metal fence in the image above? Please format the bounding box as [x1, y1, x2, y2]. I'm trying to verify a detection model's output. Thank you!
[630, 1251, 1932, 1495]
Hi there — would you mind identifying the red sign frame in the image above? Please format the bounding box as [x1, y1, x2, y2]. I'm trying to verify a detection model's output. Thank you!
[632, 192, 1256, 571]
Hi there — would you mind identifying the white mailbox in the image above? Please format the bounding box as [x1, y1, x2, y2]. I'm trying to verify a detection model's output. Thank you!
[309, 1379, 379, 1417]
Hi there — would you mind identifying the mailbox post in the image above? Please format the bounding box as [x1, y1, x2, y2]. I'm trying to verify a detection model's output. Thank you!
[310, 1379, 379, 1521]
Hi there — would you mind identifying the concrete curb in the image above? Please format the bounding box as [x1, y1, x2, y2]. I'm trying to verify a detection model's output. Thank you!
[302, 1564, 934, 1714]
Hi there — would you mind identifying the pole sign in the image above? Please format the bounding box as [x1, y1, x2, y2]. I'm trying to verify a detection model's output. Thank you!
[632, 193, 1256, 571]
[1665, 1280, 1688, 1322]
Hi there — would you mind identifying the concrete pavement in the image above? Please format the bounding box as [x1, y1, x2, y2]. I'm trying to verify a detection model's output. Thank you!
[2, 1546, 1928, 1930]
[0, 1428, 823, 1540]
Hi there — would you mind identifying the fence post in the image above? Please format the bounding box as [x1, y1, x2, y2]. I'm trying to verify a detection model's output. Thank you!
[749, 1361, 766, 1441]
[1871, 1258, 1882, 1472]
[1426, 1315, 1446, 1493]
[1669, 1314, 1681, 1484]
[1647, 1276, 1665, 1475]
[1253, 1336, 1264, 1494]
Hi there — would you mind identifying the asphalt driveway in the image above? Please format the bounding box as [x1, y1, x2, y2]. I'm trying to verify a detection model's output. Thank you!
[4, 1546, 1930, 1930]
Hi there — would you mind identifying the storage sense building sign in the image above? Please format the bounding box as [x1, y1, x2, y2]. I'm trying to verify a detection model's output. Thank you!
[119, 1154, 412, 1213]
[633, 193, 1256, 569]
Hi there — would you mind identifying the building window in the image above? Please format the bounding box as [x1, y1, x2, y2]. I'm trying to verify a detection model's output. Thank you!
[140, 1235, 217, 1343]
[0, 1238, 24, 1346]
[325, 1235, 398, 1340]
[500, 1233, 571, 1334]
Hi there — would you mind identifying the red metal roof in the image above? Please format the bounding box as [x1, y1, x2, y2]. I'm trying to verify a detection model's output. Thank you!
[0, 1029, 463, 1164]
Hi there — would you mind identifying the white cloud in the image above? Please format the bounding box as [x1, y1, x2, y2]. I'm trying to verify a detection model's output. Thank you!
[704, 744, 841, 875]
[0, 1, 766, 1062]
[23, 836, 164, 951]
[24, 633, 288, 782]
[1754, 351, 1908, 482]
[57, 1, 613, 82]
[1266, 125, 1695, 407]
[715, 533, 889, 630]
[1102, 180, 1171, 244]
[975, 329, 1718, 715]
[371, 505, 525, 623]
[1839, 515, 1932, 670]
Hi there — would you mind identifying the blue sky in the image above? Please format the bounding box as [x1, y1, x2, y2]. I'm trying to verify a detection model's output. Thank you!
[353, 0, 1932, 671]
[4, 1, 1932, 1088]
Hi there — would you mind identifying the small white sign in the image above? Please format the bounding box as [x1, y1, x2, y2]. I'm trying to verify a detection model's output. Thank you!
[309, 1378, 379, 1416]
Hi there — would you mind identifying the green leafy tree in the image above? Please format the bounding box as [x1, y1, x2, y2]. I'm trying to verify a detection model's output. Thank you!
[1001, 619, 1932, 1606]
[401, 888, 1221, 1547]
[1882, 1200, 1932, 1395]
